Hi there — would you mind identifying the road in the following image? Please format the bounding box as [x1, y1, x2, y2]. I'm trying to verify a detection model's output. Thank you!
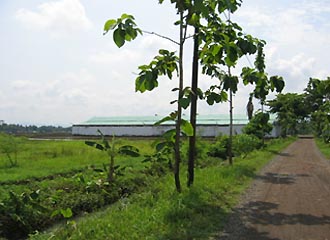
[220, 138, 330, 240]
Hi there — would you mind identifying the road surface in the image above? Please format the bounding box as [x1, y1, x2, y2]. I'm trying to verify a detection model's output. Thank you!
[220, 138, 330, 240]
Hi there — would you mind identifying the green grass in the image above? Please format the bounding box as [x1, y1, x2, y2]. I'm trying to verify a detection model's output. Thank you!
[30, 137, 295, 240]
[0, 138, 153, 182]
[315, 138, 330, 159]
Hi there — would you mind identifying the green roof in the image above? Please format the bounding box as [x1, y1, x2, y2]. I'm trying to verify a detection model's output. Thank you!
[77, 114, 274, 126]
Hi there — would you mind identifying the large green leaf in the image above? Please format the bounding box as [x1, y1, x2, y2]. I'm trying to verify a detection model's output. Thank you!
[85, 141, 105, 151]
[162, 129, 176, 143]
[104, 19, 117, 35]
[181, 119, 193, 136]
[118, 145, 140, 157]
[60, 208, 73, 218]
[178, 97, 190, 109]
[113, 28, 125, 48]
[270, 76, 285, 93]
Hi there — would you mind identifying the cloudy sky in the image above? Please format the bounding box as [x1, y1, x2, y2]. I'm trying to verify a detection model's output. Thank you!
[1, 0, 329, 126]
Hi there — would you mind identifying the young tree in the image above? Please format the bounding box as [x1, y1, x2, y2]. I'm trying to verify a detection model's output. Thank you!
[200, 4, 262, 165]
[85, 131, 140, 182]
[103, 3, 196, 192]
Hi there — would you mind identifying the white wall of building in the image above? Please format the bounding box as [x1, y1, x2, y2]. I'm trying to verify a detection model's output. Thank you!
[72, 124, 280, 137]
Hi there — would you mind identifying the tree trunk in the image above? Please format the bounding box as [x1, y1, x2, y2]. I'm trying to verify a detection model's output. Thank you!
[188, 26, 199, 187]
[228, 67, 233, 165]
[174, 11, 185, 193]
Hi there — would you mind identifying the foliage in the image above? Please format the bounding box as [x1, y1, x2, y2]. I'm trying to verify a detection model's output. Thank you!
[142, 137, 174, 176]
[232, 134, 262, 158]
[243, 112, 273, 140]
[103, 14, 142, 48]
[240, 42, 285, 105]
[304, 77, 330, 140]
[208, 135, 229, 159]
[208, 134, 262, 159]
[268, 93, 309, 137]
[85, 131, 140, 182]
[312, 102, 330, 143]
[304, 77, 330, 112]
[0, 133, 20, 167]
[0, 190, 48, 240]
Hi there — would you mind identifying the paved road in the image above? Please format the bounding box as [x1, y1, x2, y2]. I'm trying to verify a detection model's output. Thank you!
[220, 138, 330, 240]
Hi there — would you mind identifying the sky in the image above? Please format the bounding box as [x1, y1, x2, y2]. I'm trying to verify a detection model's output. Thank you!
[1, 0, 330, 126]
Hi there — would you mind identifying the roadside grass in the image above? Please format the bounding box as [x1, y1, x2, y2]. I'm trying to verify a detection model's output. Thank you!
[30, 137, 294, 240]
[0, 138, 152, 182]
[315, 138, 330, 159]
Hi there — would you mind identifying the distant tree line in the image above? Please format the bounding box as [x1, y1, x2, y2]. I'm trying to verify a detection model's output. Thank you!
[0, 123, 71, 135]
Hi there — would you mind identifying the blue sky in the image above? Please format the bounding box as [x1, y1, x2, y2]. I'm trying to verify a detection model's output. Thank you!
[1, 0, 329, 126]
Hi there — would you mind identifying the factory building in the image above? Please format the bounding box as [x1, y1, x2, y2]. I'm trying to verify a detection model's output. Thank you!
[72, 114, 280, 137]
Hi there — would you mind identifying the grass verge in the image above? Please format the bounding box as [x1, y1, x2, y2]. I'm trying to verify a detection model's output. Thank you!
[315, 138, 330, 159]
[30, 137, 295, 240]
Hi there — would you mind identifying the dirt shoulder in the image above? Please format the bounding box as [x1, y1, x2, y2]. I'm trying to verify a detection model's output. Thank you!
[220, 138, 330, 240]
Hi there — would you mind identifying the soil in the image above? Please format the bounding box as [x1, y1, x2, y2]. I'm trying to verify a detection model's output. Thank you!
[220, 138, 330, 240]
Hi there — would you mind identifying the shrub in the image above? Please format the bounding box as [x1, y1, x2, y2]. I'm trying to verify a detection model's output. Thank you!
[0, 190, 49, 240]
[243, 112, 273, 139]
[232, 134, 262, 158]
[208, 134, 262, 160]
[207, 135, 229, 159]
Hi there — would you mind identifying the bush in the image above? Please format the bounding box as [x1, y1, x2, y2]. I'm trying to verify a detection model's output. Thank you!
[208, 134, 262, 160]
[232, 134, 262, 158]
[207, 135, 229, 159]
[243, 112, 273, 139]
[0, 190, 49, 240]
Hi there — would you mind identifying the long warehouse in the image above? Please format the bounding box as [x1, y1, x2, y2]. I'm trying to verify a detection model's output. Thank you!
[72, 114, 280, 137]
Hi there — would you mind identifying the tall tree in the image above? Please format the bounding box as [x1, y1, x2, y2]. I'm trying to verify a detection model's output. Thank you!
[268, 93, 308, 137]
[304, 77, 330, 138]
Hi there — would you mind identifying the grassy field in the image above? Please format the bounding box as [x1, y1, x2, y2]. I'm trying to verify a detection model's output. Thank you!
[24, 137, 295, 240]
[0, 137, 153, 182]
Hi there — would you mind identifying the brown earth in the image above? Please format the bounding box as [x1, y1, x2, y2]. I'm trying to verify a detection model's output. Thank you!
[220, 138, 330, 240]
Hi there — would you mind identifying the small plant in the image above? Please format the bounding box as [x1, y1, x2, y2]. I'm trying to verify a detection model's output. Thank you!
[85, 130, 140, 182]
[0, 133, 19, 167]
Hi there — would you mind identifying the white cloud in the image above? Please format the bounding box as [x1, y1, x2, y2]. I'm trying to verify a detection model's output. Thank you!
[15, 0, 92, 36]
[11, 80, 35, 90]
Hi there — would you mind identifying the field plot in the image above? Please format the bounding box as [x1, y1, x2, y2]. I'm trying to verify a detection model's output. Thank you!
[0, 137, 295, 240]
[0, 137, 153, 240]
